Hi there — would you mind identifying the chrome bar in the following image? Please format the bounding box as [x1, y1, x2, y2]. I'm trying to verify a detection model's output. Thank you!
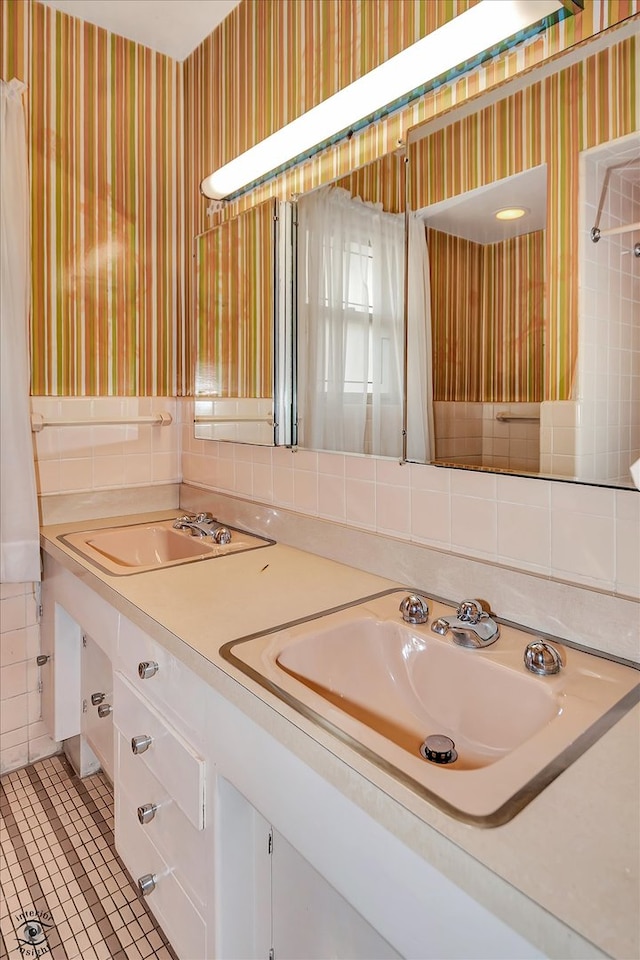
[592, 220, 640, 240]
[495, 413, 540, 423]
[194, 415, 274, 425]
[31, 412, 172, 432]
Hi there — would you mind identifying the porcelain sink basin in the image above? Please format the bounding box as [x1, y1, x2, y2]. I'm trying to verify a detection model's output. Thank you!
[59, 517, 273, 575]
[222, 590, 639, 825]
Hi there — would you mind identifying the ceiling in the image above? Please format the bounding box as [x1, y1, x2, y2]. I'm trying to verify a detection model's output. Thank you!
[39, 0, 241, 61]
[417, 166, 548, 244]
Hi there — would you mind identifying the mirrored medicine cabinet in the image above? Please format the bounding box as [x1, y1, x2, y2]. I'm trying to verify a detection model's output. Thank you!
[194, 25, 639, 490]
[193, 198, 294, 446]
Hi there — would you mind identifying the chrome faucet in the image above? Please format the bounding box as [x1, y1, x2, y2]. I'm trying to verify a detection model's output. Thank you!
[431, 599, 499, 648]
[173, 512, 232, 544]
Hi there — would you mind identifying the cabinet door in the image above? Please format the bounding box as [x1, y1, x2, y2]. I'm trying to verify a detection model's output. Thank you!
[214, 777, 272, 960]
[41, 589, 81, 742]
[271, 829, 400, 960]
[81, 634, 114, 781]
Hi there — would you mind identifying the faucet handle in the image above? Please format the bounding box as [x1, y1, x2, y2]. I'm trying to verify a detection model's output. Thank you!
[399, 594, 429, 625]
[456, 599, 488, 623]
[173, 514, 195, 529]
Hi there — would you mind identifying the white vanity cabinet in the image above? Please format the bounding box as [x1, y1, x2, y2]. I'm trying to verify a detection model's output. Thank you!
[112, 617, 213, 960]
[41, 551, 543, 960]
[81, 633, 114, 779]
[41, 554, 116, 780]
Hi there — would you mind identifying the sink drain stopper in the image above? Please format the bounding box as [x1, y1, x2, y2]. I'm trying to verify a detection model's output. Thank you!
[420, 734, 458, 764]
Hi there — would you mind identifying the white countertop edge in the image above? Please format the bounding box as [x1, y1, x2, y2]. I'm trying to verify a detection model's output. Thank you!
[40, 514, 639, 959]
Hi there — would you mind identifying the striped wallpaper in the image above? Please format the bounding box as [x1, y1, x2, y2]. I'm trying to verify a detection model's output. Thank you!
[195, 199, 275, 397]
[1, 0, 182, 396]
[409, 32, 638, 399]
[1, 0, 637, 397]
[334, 152, 406, 215]
[429, 228, 545, 403]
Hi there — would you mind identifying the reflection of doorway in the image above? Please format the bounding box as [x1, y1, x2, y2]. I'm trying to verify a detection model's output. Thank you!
[416, 166, 547, 473]
[576, 133, 640, 485]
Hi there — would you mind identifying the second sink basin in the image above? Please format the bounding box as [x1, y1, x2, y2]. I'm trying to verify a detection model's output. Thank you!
[86, 525, 215, 566]
[276, 617, 558, 769]
[59, 517, 273, 574]
[222, 590, 639, 825]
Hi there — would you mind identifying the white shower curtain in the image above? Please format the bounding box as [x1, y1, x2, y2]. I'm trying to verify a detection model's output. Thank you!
[0, 79, 41, 583]
[297, 186, 404, 456]
[405, 215, 434, 463]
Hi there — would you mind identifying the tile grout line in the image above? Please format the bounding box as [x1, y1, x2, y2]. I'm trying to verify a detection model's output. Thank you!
[66, 767, 176, 958]
[0, 779, 71, 960]
[1, 756, 178, 959]
[24, 764, 129, 958]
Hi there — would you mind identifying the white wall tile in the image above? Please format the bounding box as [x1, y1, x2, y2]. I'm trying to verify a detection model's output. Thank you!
[551, 512, 615, 586]
[376, 483, 411, 536]
[411, 489, 451, 546]
[0, 662, 28, 699]
[0, 694, 29, 734]
[293, 469, 318, 514]
[0, 741, 29, 775]
[497, 503, 550, 570]
[450, 495, 497, 558]
[615, 490, 640, 598]
[318, 474, 346, 521]
[1, 595, 27, 633]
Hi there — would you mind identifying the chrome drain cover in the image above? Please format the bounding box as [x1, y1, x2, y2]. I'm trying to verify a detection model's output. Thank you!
[420, 734, 458, 764]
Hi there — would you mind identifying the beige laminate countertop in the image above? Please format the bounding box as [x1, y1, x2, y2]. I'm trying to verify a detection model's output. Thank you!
[41, 512, 640, 960]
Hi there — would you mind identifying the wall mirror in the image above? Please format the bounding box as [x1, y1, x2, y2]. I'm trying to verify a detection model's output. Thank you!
[295, 154, 406, 457]
[194, 198, 294, 445]
[405, 31, 639, 488]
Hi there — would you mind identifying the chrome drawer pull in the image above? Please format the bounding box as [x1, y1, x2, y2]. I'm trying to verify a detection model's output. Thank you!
[90, 692, 105, 706]
[97, 703, 112, 718]
[138, 874, 156, 896]
[137, 803, 158, 825]
[131, 734, 153, 755]
[138, 661, 159, 680]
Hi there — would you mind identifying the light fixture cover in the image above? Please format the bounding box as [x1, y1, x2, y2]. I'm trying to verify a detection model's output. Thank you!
[495, 207, 530, 221]
[201, 0, 568, 200]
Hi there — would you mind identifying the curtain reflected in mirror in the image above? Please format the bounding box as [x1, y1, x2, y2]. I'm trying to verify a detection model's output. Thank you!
[297, 186, 404, 456]
[295, 154, 407, 458]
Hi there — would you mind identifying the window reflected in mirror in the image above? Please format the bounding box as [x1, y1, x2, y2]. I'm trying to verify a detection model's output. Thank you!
[295, 154, 406, 457]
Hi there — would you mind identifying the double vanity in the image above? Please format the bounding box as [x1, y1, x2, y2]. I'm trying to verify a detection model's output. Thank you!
[39, 505, 639, 959]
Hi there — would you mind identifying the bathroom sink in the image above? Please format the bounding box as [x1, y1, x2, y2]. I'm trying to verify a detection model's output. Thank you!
[84, 525, 215, 565]
[59, 517, 273, 575]
[276, 618, 559, 766]
[222, 590, 639, 825]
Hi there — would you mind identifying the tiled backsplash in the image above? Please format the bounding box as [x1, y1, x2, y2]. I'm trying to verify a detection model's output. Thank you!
[31, 397, 181, 496]
[0, 582, 58, 775]
[180, 399, 639, 600]
[4, 395, 635, 777]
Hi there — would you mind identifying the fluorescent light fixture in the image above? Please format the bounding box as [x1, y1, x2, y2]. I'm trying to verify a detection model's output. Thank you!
[495, 206, 530, 220]
[201, 0, 569, 200]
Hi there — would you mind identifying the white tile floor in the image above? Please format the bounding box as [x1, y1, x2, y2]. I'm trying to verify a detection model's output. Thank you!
[0, 755, 177, 959]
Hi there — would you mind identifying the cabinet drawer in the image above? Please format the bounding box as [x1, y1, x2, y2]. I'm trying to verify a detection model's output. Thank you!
[116, 773, 207, 960]
[113, 672, 206, 830]
[117, 732, 208, 910]
[116, 617, 207, 747]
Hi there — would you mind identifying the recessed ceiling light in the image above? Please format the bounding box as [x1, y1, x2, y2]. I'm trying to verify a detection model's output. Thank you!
[495, 206, 530, 221]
